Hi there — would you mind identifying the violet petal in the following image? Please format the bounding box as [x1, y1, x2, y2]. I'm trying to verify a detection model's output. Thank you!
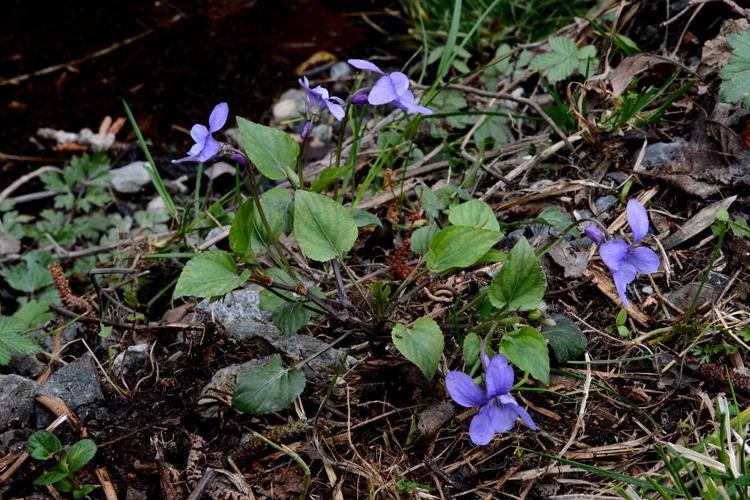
[348, 58, 384, 74]
[368, 75, 398, 105]
[388, 71, 410, 97]
[325, 100, 345, 121]
[488, 400, 517, 434]
[625, 246, 660, 275]
[599, 239, 629, 272]
[627, 199, 649, 243]
[190, 124, 210, 145]
[208, 102, 229, 133]
[485, 354, 514, 398]
[612, 261, 637, 307]
[196, 135, 221, 162]
[468, 405, 494, 445]
[445, 371, 486, 408]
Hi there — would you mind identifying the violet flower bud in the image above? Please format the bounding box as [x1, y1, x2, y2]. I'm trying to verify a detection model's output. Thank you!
[584, 225, 604, 245]
[300, 120, 312, 139]
[226, 149, 249, 167]
[351, 89, 370, 105]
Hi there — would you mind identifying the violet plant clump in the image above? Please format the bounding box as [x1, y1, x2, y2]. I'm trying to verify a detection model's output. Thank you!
[172, 102, 229, 164]
[446, 353, 536, 445]
[347, 59, 433, 115]
[585, 199, 660, 307]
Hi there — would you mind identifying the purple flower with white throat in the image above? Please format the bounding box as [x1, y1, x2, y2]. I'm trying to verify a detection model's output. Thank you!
[445, 353, 536, 445]
[595, 199, 660, 307]
[347, 59, 433, 115]
[299, 77, 345, 121]
[172, 102, 228, 164]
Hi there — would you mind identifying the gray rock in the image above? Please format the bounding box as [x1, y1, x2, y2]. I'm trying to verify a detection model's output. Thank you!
[330, 61, 353, 81]
[112, 343, 151, 379]
[42, 354, 103, 417]
[124, 487, 149, 500]
[197, 286, 267, 325]
[640, 140, 686, 169]
[310, 124, 330, 142]
[225, 321, 355, 384]
[223, 127, 242, 147]
[272, 89, 307, 122]
[204, 225, 231, 250]
[32, 322, 82, 352]
[110, 161, 152, 193]
[10, 351, 46, 378]
[0, 429, 27, 455]
[198, 358, 268, 406]
[665, 272, 730, 310]
[0, 374, 40, 428]
[417, 402, 455, 438]
[594, 195, 618, 214]
[204, 162, 236, 180]
[0, 233, 21, 256]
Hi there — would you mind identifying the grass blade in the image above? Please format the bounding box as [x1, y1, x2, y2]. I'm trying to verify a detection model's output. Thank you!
[123, 99, 177, 218]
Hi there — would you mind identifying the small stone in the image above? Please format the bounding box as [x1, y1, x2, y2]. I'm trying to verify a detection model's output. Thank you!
[197, 286, 267, 325]
[198, 358, 268, 406]
[329, 61, 352, 81]
[223, 127, 242, 147]
[147, 196, 168, 213]
[0, 233, 21, 255]
[594, 195, 618, 214]
[0, 429, 27, 455]
[417, 402, 455, 438]
[204, 225, 230, 250]
[205, 162, 236, 180]
[640, 140, 686, 169]
[310, 124, 330, 142]
[110, 161, 152, 193]
[31, 323, 81, 352]
[10, 351, 46, 378]
[112, 343, 151, 379]
[0, 375, 40, 428]
[125, 487, 149, 500]
[272, 89, 307, 122]
[641, 285, 654, 294]
[42, 354, 103, 418]
[665, 272, 729, 310]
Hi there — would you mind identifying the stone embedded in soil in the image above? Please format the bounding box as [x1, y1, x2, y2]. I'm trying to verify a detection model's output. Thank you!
[198, 323, 355, 409]
[0, 429, 27, 455]
[40, 354, 103, 422]
[124, 487, 149, 500]
[112, 343, 151, 379]
[330, 61, 353, 81]
[594, 195, 618, 214]
[196, 286, 268, 325]
[225, 321, 356, 384]
[0, 375, 40, 429]
[272, 89, 307, 122]
[10, 350, 46, 378]
[110, 161, 153, 193]
[198, 358, 268, 408]
[664, 271, 730, 310]
[417, 402, 455, 438]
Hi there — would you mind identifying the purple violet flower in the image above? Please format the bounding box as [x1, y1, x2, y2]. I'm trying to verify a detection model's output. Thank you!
[445, 353, 536, 445]
[298, 77, 345, 121]
[172, 102, 228, 164]
[347, 59, 433, 115]
[596, 200, 660, 307]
